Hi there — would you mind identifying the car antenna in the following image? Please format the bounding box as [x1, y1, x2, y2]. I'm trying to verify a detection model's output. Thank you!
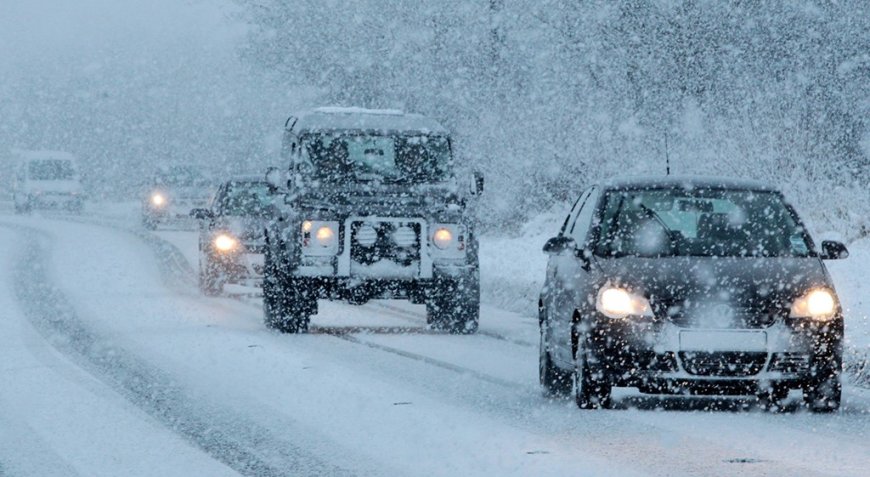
[664, 134, 671, 176]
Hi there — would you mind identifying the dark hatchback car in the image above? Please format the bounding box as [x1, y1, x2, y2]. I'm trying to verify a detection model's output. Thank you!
[190, 176, 273, 295]
[538, 177, 849, 412]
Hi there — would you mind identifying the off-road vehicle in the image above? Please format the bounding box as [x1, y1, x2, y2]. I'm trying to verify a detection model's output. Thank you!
[263, 107, 483, 333]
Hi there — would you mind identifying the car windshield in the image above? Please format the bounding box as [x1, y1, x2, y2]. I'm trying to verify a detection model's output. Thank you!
[156, 167, 208, 187]
[301, 133, 452, 183]
[219, 182, 273, 216]
[594, 188, 813, 258]
[28, 160, 75, 180]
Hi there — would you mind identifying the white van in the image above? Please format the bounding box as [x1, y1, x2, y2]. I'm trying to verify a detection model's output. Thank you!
[12, 150, 85, 213]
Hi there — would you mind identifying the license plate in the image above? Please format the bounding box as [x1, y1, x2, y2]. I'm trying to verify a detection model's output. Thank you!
[679, 330, 767, 352]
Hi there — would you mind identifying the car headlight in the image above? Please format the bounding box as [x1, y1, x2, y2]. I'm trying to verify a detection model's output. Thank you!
[790, 288, 837, 320]
[433, 227, 454, 249]
[596, 286, 653, 319]
[430, 223, 466, 252]
[301, 220, 339, 256]
[151, 193, 166, 207]
[213, 233, 238, 252]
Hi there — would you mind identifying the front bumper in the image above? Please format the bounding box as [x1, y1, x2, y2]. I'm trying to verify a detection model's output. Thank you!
[210, 252, 265, 285]
[586, 313, 842, 393]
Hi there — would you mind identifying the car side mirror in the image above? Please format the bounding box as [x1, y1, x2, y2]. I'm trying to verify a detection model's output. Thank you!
[820, 240, 848, 260]
[472, 170, 484, 195]
[190, 208, 213, 220]
[265, 167, 288, 192]
[543, 235, 577, 255]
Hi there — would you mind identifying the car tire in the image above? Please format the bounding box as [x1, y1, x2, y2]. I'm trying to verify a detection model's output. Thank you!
[574, 328, 612, 410]
[757, 383, 790, 411]
[426, 274, 480, 334]
[199, 256, 222, 296]
[142, 215, 157, 230]
[803, 357, 842, 413]
[262, 252, 312, 334]
[539, 317, 572, 397]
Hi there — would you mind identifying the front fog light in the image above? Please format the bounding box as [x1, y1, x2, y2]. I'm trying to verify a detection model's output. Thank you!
[301, 220, 339, 255]
[790, 288, 837, 320]
[213, 234, 238, 252]
[151, 193, 166, 207]
[596, 286, 653, 319]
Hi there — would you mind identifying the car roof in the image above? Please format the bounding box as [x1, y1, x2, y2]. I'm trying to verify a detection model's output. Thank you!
[289, 107, 449, 135]
[600, 175, 778, 192]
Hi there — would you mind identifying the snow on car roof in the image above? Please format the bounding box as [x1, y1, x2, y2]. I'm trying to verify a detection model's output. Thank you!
[290, 107, 449, 135]
[12, 149, 76, 162]
[601, 175, 777, 192]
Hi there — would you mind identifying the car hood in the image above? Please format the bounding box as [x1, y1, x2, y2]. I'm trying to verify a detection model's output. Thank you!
[292, 183, 468, 220]
[594, 255, 832, 309]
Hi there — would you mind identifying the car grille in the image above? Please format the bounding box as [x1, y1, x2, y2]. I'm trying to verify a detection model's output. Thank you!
[350, 220, 421, 266]
[679, 352, 767, 377]
[663, 303, 783, 329]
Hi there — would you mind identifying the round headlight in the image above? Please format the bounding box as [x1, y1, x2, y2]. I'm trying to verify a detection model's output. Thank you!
[791, 288, 837, 320]
[315, 225, 335, 246]
[151, 193, 166, 206]
[213, 234, 238, 252]
[433, 227, 453, 249]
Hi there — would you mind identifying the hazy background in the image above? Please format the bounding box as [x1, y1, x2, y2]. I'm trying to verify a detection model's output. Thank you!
[2, 0, 868, 236]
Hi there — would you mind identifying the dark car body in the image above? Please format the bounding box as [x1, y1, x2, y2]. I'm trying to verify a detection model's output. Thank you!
[142, 165, 213, 229]
[262, 107, 483, 333]
[191, 177, 272, 294]
[538, 176, 848, 412]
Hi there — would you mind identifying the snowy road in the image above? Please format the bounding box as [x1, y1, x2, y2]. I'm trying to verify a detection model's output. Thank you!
[1, 213, 869, 476]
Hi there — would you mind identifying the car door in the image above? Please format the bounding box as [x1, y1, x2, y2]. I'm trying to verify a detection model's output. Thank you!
[550, 186, 600, 365]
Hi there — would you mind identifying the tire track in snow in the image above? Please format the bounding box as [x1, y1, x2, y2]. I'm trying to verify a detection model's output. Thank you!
[65, 214, 870, 475]
[2, 222, 353, 477]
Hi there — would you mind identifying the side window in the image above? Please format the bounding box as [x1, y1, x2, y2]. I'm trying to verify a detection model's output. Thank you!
[569, 186, 600, 244]
[560, 189, 591, 235]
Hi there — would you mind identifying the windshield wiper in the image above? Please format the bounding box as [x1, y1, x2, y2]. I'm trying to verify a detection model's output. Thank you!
[638, 203, 679, 256]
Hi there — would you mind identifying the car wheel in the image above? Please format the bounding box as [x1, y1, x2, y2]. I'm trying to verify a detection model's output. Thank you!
[262, 253, 312, 334]
[142, 215, 157, 230]
[574, 328, 612, 410]
[539, 316, 572, 397]
[757, 383, 790, 411]
[199, 256, 222, 296]
[426, 275, 480, 334]
[803, 357, 842, 413]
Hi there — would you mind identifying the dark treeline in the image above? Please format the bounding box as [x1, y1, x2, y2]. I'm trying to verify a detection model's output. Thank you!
[236, 0, 869, 236]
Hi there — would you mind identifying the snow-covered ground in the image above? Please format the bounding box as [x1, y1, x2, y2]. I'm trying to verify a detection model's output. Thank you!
[0, 205, 868, 476]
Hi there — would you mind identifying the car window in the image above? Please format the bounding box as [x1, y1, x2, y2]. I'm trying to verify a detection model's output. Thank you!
[218, 182, 273, 216]
[561, 188, 592, 235]
[569, 186, 599, 245]
[594, 188, 813, 258]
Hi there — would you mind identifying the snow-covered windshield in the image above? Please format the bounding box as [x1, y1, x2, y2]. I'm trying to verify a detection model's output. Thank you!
[595, 188, 813, 258]
[301, 133, 451, 184]
[218, 182, 273, 216]
[155, 167, 209, 188]
[28, 160, 75, 180]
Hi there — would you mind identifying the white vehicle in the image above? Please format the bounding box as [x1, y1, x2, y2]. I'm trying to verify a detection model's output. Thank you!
[12, 150, 85, 214]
